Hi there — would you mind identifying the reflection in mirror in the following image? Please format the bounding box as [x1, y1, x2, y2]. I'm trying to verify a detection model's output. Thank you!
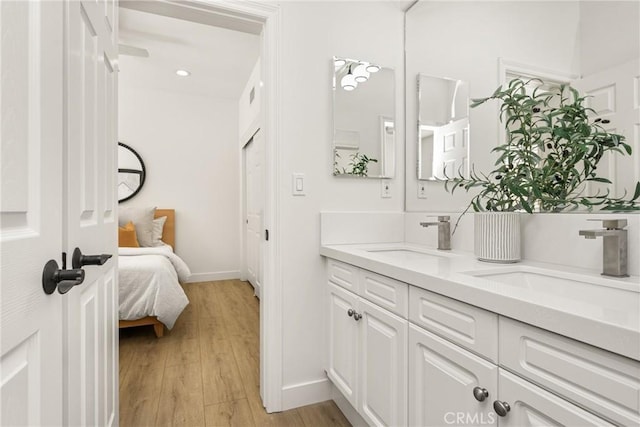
[417, 74, 470, 180]
[405, 1, 640, 213]
[118, 142, 146, 203]
[333, 57, 395, 178]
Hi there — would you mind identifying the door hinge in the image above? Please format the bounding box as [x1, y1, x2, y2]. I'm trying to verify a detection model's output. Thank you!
[265, 229, 269, 241]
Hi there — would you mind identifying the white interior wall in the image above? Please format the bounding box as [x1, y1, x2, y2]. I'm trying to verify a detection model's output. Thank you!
[580, 1, 640, 76]
[277, 1, 405, 406]
[405, 1, 581, 212]
[118, 86, 241, 281]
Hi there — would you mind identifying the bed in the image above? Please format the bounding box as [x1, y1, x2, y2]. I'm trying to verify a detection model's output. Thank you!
[118, 209, 190, 337]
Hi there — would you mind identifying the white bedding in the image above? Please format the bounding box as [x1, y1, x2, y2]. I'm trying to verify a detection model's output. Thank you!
[118, 245, 191, 329]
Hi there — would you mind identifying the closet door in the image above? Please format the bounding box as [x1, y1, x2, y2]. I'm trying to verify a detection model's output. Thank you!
[244, 129, 264, 297]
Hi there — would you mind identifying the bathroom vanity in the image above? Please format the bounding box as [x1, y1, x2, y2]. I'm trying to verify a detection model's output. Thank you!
[321, 243, 640, 427]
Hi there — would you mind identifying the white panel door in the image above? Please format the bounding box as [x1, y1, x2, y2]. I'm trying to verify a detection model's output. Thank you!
[359, 298, 408, 427]
[573, 59, 640, 199]
[497, 369, 614, 427]
[408, 324, 498, 427]
[0, 1, 64, 425]
[245, 129, 264, 297]
[327, 283, 359, 409]
[64, 0, 118, 426]
[431, 118, 469, 179]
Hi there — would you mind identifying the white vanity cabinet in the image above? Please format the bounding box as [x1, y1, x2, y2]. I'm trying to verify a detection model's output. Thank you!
[408, 320, 614, 427]
[327, 261, 408, 427]
[407, 296, 617, 427]
[326, 258, 638, 427]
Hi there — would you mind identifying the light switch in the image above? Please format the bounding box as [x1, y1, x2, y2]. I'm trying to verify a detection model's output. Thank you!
[292, 173, 305, 196]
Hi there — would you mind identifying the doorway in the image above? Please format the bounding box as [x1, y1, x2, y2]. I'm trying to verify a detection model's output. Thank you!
[118, 0, 282, 413]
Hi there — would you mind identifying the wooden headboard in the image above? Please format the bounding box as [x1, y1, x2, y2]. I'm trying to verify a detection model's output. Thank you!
[155, 209, 175, 250]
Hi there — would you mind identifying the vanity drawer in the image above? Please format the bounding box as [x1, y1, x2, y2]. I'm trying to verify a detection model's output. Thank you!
[499, 317, 640, 426]
[359, 270, 408, 318]
[327, 260, 358, 293]
[409, 286, 498, 362]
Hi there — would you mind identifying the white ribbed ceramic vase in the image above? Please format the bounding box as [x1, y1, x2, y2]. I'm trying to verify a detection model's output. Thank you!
[474, 212, 521, 263]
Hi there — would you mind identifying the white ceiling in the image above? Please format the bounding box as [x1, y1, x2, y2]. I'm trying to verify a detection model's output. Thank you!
[118, 7, 261, 99]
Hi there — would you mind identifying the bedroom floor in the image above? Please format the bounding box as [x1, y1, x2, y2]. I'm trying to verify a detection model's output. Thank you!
[119, 279, 351, 426]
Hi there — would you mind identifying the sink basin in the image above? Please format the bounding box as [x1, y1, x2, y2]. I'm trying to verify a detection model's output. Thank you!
[461, 266, 639, 325]
[366, 248, 452, 261]
[463, 265, 637, 291]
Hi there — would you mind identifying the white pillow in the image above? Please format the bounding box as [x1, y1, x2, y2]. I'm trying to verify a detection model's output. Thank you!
[118, 206, 156, 247]
[152, 216, 167, 246]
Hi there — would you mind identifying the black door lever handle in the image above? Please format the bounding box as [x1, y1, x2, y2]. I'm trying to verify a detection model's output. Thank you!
[42, 259, 85, 295]
[72, 247, 112, 269]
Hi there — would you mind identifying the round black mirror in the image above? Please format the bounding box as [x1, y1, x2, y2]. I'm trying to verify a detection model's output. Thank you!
[118, 142, 146, 203]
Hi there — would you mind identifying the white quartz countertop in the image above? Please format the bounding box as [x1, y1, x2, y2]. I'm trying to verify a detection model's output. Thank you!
[320, 242, 640, 361]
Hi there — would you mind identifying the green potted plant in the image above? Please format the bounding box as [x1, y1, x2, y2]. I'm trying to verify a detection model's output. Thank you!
[445, 78, 640, 262]
[334, 151, 378, 177]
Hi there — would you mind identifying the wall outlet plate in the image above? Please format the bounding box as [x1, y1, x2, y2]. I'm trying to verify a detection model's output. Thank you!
[381, 180, 392, 198]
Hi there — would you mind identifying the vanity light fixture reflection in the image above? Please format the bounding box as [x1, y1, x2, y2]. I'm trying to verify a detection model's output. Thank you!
[336, 58, 381, 91]
[353, 63, 370, 82]
[341, 64, 358, 91]
[176, 69, 190, 77]
[366, 63, 381, 73]
[334, 58, 346, 68]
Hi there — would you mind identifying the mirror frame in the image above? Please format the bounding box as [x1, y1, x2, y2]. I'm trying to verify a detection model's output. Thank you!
[118, 142, 146, 203]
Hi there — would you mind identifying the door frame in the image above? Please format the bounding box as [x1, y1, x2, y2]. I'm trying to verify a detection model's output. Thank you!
[119, 0, 283, 412]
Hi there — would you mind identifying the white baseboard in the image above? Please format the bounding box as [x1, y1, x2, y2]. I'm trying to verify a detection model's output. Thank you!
[331, 383, 368, 427]
[185, 271, 241, 283]
[281, 377, 331, 411]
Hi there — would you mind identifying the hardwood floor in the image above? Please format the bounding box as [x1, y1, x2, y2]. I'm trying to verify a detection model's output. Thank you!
[119, 280, 351, 427]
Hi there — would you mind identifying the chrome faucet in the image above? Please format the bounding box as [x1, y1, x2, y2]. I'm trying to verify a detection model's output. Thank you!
[419, 216, 451, 250]
[579, 219, 628, 277]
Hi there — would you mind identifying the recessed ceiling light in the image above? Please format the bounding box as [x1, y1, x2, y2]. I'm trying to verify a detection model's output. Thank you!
[176, 69, 190, 77]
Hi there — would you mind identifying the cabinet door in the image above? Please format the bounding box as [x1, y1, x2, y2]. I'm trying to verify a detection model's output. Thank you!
[496, 369, 614, 427]
[327, 283, 359, 408]
[409, 325, 498, 427]
[359, 298, 408, 427]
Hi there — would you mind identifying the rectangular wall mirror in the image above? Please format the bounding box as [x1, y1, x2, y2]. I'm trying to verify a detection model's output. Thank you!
[418, 74, 469, 180]
[333, 56, 395, 178]
[405, 1, 639, 212]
